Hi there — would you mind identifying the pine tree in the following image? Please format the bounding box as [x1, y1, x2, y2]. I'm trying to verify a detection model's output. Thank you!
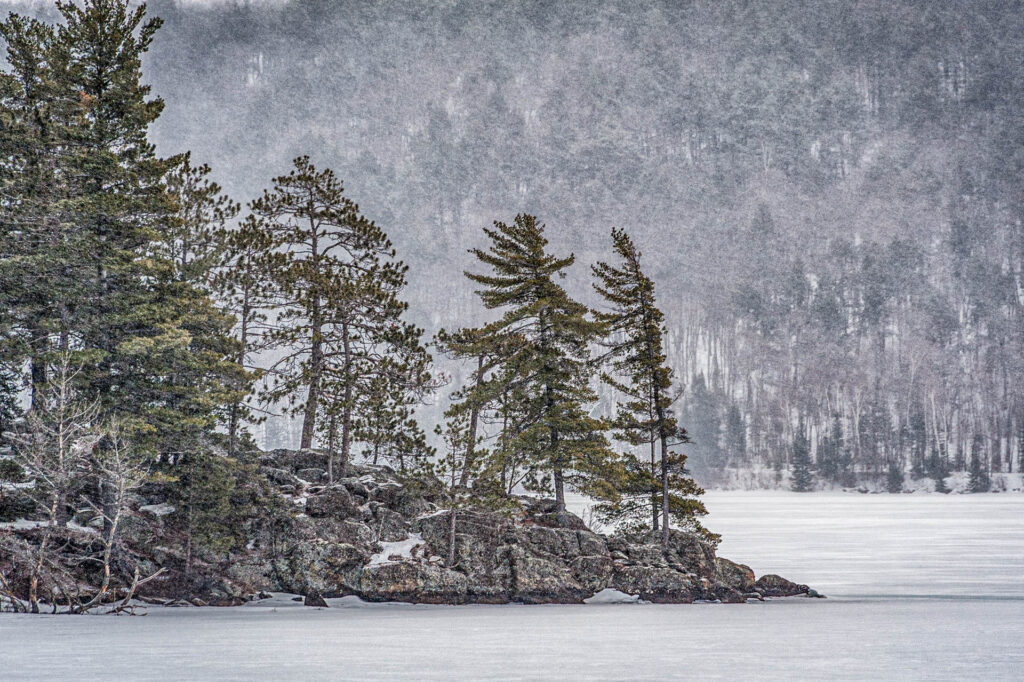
[928, 445, 950, 493]
[0, 11, 86, 409]
[790, 419, 814, 492]
[465, 214, 620, 525]
[254, 157, 433, 475]
[1, 1, 245, 456]
[434, 326, 516, 489]
[162, 155, 240, 287]
[968, 434, 991, 493]
[725, 403, 747, 463]
[214, 214, 280, 454]
[885, 458, 904, 493]
[592, 228, 708, 546]
[352, 374, 433, 473]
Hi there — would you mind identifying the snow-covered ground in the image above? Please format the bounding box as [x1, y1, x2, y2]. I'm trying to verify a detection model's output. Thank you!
[2, 491, 1022, 681]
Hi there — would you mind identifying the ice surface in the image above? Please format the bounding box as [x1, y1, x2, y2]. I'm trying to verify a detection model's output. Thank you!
[1, 492, 1022, 680]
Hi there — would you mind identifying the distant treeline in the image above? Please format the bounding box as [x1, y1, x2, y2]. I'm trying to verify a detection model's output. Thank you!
[7, 0, 1024, 493]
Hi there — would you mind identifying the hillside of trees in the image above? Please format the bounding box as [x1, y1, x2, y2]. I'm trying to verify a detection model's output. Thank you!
[5, 0, 1024, 495]
[2, 1, 731, 615]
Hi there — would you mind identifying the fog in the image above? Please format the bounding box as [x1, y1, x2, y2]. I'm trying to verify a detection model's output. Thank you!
[14, 0, 1023, 487]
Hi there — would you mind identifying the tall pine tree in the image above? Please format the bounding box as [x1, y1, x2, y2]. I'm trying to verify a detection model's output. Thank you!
[465, 214, 620, 525]
[592, 228, 708, 545]
[254, 157, 432, 476]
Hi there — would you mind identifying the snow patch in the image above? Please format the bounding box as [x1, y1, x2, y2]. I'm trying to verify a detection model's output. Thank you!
[0, 519, 46, 530]
[0, 479, 36, 491]
[139, 503, 176, 517]
[368, 533, 425, 566]
[0, 519, 97, 534]
[584, 588, 641, 604]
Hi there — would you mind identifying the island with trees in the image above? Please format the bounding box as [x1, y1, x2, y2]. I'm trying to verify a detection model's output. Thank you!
[0, 1, 822, 612]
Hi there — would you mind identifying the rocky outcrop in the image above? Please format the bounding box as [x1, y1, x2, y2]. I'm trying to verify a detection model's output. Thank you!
[233, 450, 813, 604]
[0, 448, 814, 607]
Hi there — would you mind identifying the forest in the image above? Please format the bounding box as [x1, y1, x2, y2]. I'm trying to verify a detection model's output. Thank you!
[4, 0, 1024, 501]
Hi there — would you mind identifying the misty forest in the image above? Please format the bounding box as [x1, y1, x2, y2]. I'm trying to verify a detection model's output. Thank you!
[147, 0, 1024, 492]
[1, 0, 1023, 627]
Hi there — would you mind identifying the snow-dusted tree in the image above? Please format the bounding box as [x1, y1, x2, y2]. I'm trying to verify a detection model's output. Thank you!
[465, 214, 620, 525]
[967, 434, 990, 493]
[592, 228, 708, 545]
[213, 214, 279, 454]
[162, 155, 240, 287]
[254, 157, 433, 474]
[5, 354, 99, 611]
[790, 420, 814, 492]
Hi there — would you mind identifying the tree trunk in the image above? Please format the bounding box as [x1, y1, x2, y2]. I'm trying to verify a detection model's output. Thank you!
[228, 299, 250, 456]
[446, 508, 457, 567]
[339, 323, 353, 478]
[660, 428, 670, 549]
[651, 438, 659, 531]
[30, 349, 47, 413]
[327, 414, 337, 483]
[459, 355, 484, 488]
[300, 325, 322, 450]
[553, 464, 566, 527]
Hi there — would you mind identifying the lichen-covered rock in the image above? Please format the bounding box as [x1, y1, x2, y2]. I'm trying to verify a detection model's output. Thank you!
[754, 574, 810, 597]
[359, 561, 469, 604]
[305, 485, 358, 519]
[0, 446, 812, 607]
[571, 555, 613, 593]
[716, 557, 756, 592]
[371, 506, 411, 542]
[611, 565, 697, 603]
[273, 539, 368, 596]
[304, 590, 329, 607]
[261, 466, 301, 487]
[509, 547, 588, 603]
[296, 468, 326, 483]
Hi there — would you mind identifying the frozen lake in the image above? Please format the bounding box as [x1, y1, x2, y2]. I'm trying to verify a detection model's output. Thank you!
[3, 492, 1023, 680]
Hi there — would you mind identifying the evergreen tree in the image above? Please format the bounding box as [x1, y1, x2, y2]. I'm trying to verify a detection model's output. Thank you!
[213, 215, 279, 454]
[351, 373, 433, 473]
[592, 227, 707, 545]
[465, 214, 619, 525]
[680, 374, 722, 479]
[434, 325, 527, 490]
[790, 419, 814, 492]
[885, 458, 904, 493]
[1, 1, 245, 456]
[162, 155, 239, 287]
[817, 413, 844, 483]
[254, 157, 433, 475]
[928, 445, 951, 493]
[724, 403, 746, 463]
[0, 10, 86, 409]
[967, 434, 991, 493]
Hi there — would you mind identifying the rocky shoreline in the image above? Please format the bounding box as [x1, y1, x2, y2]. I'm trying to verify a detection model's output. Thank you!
[2, 449, 816, 609]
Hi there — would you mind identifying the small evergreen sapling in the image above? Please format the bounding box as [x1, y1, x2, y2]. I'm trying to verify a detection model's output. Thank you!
[790, 420, 814, 492]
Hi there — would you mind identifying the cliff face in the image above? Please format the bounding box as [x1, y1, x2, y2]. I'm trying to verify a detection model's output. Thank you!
[204, 450, 809, 605]
[2, 449, 812, 608]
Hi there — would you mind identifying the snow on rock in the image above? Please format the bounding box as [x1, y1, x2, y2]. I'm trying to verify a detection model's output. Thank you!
[583, 588, 641, 604]
[369, 533, 425, 566]
[0, 519, 97, 534]
[139, 503, 176, 517]
[0, 479, 36, 491]
[0, 519, 46, 530]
